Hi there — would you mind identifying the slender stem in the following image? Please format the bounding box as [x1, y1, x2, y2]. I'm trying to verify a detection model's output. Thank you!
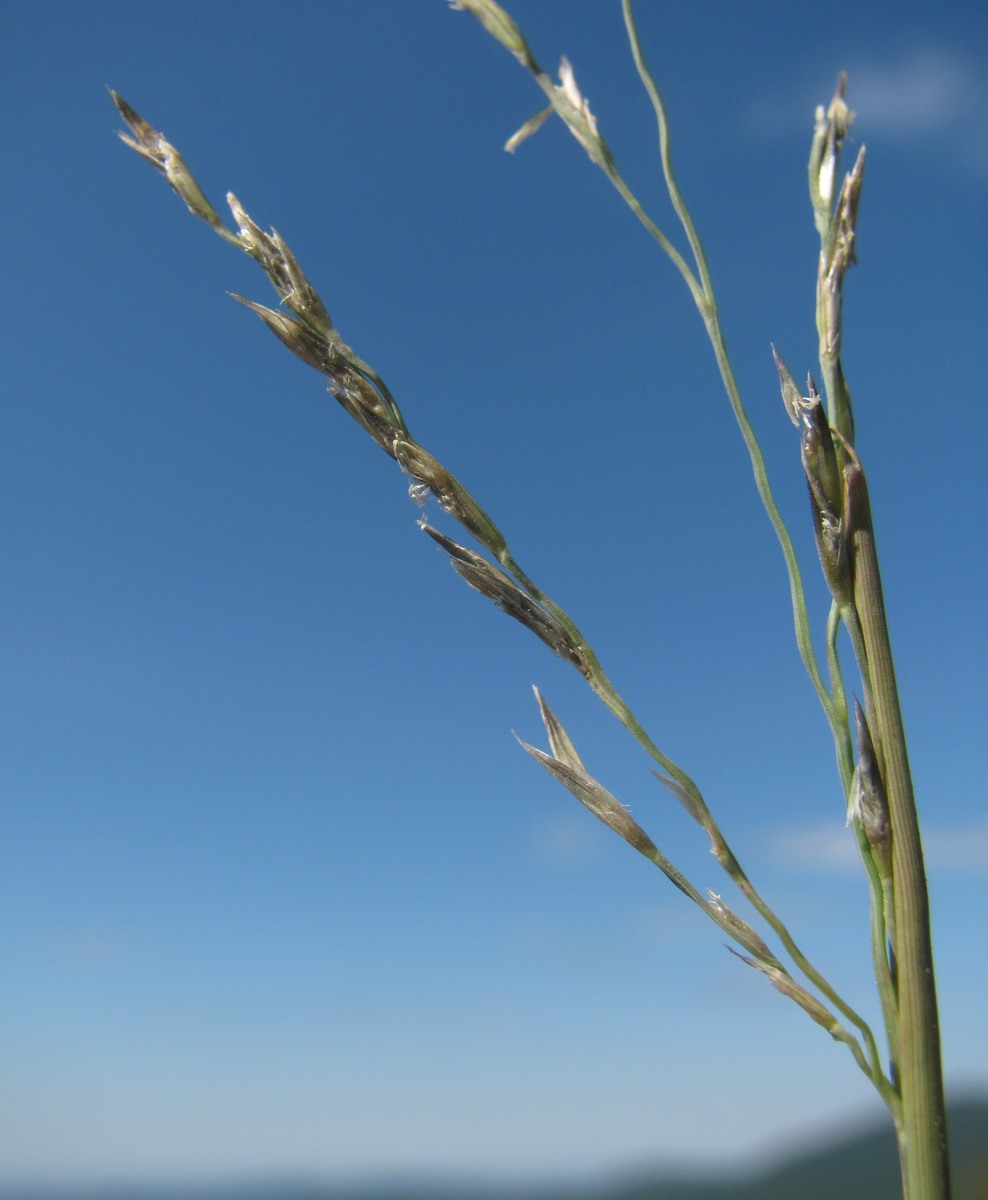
[850, 474, 950, 1199]
[620, 0, 714, 305]
[617, 2, 857, 781]
[824, 601, 854, 789]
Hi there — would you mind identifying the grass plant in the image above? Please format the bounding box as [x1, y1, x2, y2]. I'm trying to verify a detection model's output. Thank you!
[110, 2, 951, 1196]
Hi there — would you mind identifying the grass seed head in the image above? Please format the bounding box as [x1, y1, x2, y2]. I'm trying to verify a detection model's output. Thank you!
[850, 702, 892, 877]
[111, 92, 225, 231]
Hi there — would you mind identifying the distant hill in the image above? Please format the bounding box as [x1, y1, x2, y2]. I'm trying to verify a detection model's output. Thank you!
[598, 1096, 988, 1200]
[3, 1096, 985, 1200]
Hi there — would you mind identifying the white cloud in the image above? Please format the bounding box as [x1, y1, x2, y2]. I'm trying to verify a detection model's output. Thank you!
[768, 818, 988, 873]
[527, 811, 604, 865]
[769, 822, 859, 871]
[846, 50, 979, 135]
[923, 821, 988, 871]
[746, 47, 988, 178]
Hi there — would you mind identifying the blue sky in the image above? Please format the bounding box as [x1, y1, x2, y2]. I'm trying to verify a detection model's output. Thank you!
[2, 0, 986, 1188]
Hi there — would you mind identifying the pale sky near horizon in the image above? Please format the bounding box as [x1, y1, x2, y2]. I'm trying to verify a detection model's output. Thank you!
[2, 0, 986, 1188]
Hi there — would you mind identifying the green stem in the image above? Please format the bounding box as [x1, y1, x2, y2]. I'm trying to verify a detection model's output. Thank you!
[849, 473, 950, 1199]
[825, 601, 854, 788]
[617, 1, 856, 778]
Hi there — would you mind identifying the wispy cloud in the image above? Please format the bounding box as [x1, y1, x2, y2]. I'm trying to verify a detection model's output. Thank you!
[528, 812, 605, 865]
[847, 50, 981, 135]
[746, 46, 988, 178]
[768, 819, 988, 873]
[923, 821, 988, 871]
[769, 823, 858, 871]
